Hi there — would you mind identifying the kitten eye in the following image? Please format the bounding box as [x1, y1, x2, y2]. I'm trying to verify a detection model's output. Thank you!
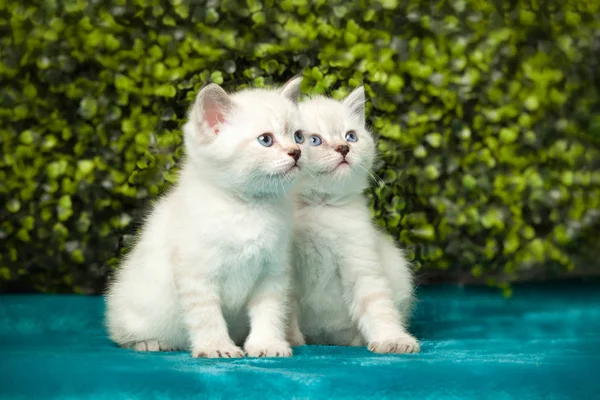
[257, 133, 274, 147]
[293, 130, 305, 144]
[309, 135, 322, 146]
[345, 130, 358, 143]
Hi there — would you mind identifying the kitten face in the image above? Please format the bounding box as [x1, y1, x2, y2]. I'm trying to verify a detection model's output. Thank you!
[183, 77, 305, 197]
[297, 87, 376, 197]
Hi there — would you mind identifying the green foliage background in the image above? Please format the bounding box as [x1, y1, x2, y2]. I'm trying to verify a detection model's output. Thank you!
[1, 0, 599, 293]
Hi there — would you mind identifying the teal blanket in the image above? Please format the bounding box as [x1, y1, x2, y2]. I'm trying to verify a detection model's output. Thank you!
[1, 283, 599, 399]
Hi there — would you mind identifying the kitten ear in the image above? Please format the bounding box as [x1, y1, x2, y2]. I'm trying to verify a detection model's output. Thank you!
[280, 74, 303, 104]
[193, 83, 233, 135]
[343, 86, 366, 126]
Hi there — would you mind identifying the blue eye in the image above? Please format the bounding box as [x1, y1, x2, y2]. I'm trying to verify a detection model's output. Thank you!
[309, 135, 322, 146]
[293, 130, 305, 144]
[257, 133, 274, 147]
[345, 130, 358, 142]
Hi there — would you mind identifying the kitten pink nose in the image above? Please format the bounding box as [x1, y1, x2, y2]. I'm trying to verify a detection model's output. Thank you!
[335, 145, 350, 157]
[288, 149, 301, 162]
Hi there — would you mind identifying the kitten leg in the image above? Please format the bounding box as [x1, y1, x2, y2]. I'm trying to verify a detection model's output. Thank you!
[378, 235, 416, 326]
[244, 269, 293, 357]
[174, 266, 244, 358]
[286, 300, 306, 347]
[340, 245, 420, 354]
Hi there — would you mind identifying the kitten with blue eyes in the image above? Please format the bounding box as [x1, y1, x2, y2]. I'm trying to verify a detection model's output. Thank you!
[106, 77, 306, 358]
[287, 87, 420, 354]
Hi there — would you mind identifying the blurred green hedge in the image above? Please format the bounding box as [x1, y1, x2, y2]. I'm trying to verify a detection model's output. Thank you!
[1, 0, 600, 293]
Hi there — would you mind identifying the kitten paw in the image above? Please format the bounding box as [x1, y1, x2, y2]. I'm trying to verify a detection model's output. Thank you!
[368, 334, 420, 354]
[192, 344, 245, 359]
[123, 340, 179, 352]
[245, 340, 293, 358]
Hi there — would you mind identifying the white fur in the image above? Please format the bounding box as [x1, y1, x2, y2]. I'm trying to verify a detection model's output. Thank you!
[288, 87, 420, 354]
[105, 77, 305, 358]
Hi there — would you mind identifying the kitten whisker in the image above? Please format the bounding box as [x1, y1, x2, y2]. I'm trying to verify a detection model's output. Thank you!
[357, 164, 386, 188]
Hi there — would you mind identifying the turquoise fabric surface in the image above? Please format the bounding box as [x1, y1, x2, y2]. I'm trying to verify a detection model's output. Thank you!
[1, 283, 599, 399]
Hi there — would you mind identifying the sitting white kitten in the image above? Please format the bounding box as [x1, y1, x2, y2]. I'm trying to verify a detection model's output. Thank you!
[288, 87, 420, 354]
[106, 77, 306, 358]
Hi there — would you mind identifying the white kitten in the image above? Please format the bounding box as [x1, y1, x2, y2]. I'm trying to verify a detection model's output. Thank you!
[288, 87, 420, 354]
[105, 77, 306, 358]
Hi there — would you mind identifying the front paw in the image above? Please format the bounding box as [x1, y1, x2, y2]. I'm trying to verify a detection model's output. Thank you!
[192, 343, 245, 358]
[245, 339, 292, 358]
[368, 334, 420, 354]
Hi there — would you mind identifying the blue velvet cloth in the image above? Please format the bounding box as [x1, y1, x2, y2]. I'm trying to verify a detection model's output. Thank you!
[1, 283, 599, 399]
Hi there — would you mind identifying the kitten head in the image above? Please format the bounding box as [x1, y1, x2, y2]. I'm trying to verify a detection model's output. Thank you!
[297, 86, 376, 199]
[182, 76, 305, 198]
